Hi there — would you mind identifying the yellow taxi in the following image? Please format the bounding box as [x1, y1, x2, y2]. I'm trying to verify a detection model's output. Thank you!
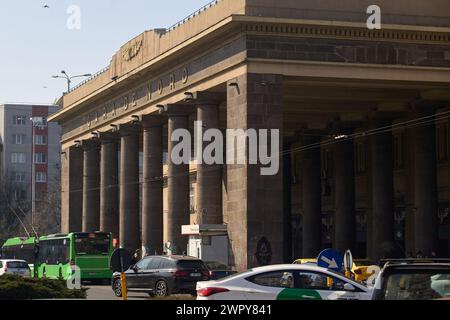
[293, 258, 374, 283]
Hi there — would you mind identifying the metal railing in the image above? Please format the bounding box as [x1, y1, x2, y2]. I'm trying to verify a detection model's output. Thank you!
[68, 0, 222, 93]
[166, 0, 222, 32]
[69, 66, 110, 93]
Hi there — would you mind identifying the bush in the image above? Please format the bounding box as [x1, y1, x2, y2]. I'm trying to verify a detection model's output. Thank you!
[0, 275, 87, 300]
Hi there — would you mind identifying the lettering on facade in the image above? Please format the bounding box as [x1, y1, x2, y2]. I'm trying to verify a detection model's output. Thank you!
[122, 40, 143, 61]
[82, 67, 190, 130]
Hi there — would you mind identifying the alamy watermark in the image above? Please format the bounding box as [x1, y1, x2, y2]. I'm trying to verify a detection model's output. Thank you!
[367, 5, 382, 30]
[170, 121, 280, 176]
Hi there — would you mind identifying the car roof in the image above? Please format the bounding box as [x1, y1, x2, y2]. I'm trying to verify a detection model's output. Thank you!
[0, 259, 28, 263]
[143, 255, 202, 261]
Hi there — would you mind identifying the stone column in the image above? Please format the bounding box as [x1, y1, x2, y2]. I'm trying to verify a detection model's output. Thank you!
[413, 110, 438, 256]
[118, 124, 141, 253]
[82, 140, 100, 232]
[61, 146, 83, 233]
[370, 124, 395, 260]
[141, 116, 164, 255]
[194, 92, 223, 225]
[99, 133, 119, 239]
[163, 104, 195, 255]
[226, 73, 283, 271]
[334, 138, 356, 253]
[302, 135, 322, 257]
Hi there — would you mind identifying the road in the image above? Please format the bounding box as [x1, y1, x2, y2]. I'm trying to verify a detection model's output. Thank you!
[85, 285, 194, 300]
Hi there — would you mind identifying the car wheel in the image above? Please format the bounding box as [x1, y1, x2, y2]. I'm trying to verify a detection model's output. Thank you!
[113, 278, 122, 297]
[154, 280, 169, 297]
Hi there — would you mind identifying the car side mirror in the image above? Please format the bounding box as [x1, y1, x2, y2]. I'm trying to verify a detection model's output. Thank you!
[344, 283, 356, 291]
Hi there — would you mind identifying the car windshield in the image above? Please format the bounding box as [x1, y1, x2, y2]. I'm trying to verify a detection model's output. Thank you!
[7, 261, 29, 269]
[383, 270, 450, 300]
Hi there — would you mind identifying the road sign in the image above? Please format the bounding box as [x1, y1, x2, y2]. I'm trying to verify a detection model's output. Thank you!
[110, 248, 132, 273]
[317, 249, 343, 272]
[343, 249, 353, 272]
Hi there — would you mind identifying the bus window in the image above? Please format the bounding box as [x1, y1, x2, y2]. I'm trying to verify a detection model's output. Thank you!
[75, 238, 110, 256]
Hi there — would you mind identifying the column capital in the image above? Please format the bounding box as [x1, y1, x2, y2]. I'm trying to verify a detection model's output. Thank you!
[159, 104, 196, 117]
[80, 139, 100, 151]
[96, 131, 119, 143]
[187, 91, 225, 106]
[141, 114, 166, 128]
[113, 123, 142, 137]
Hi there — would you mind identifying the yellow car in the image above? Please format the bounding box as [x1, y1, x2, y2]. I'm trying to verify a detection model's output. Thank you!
[293, 258, 374, 283]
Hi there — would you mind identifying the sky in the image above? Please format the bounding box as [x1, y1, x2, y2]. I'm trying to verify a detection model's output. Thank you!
[0, 0, 209, 104]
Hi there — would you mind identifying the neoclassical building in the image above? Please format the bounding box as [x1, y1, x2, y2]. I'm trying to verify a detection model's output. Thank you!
[50, 0, 450, 271]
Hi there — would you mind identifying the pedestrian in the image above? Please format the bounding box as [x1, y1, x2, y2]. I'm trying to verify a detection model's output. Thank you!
[132, 249, 141, 265]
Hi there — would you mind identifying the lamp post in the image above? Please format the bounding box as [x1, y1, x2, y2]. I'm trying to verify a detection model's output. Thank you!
[52, 70, 92, 92]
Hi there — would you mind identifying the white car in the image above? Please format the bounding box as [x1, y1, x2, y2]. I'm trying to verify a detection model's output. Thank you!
[0, 260, 31, 278]
[197, 264, 372, 300]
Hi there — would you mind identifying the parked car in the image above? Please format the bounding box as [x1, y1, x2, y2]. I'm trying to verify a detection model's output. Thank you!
[204, 261, 237, 280]
[293, 258, 374, 283]
[112, 255, 209, 297]
[0, 260, 31, 278]
[372, 259, 450, 300]
[197, 264, 372, 300]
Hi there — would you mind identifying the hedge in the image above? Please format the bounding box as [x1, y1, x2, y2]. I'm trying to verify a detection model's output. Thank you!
[0, 275, 87, 300]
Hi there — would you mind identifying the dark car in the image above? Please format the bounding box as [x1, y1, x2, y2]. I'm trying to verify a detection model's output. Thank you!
[372, 259, 450, 300]
[111, 255, 209, 297]
[204, 261, 237, 280]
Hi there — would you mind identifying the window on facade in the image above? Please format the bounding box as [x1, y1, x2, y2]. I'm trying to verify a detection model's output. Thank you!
[13, 134, 25, 145]
[13, 115, 27, 125]
[436, 123, 448, 162]
[13, 189, 27, 201]
[11, 153, 26, 164]
[34, 153, 47, 164]
[36, 172, 47, 183]
[393, 133, 405, 169]
[355, 141, 366, 174]
[34, 135, 47, 145]
[13, 172, 26, 182]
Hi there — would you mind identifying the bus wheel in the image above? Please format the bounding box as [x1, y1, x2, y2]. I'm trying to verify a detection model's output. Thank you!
[59, 268, 63, 280]
[113, 278, 122, 297]
[43, 268, 46, 279]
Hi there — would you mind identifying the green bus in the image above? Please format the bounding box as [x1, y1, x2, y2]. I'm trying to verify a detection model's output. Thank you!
[0, 237, 38, 276]
[1, 232, 113, 281]
[37, 232, 113, 281]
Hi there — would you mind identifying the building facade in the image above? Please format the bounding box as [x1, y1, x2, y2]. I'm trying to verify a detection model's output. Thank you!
[50, 0, 450, 271]
[0, 104, 61, 207]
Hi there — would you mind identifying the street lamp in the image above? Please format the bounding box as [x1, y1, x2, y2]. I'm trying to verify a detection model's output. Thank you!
[52, 70, 92, 92]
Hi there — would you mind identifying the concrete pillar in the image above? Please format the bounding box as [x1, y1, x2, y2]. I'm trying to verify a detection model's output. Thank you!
[413, 111, 438, 256]
[119, 125, 141, 253]
[165, 106, 192, 255]
[142, 116, 164, 255]
[226, 73, 283, 271]
[82, 140, 100, 232]
[61, 146, 83, 233]
[334, 138, 356, 253]
[194, 93, 223, 224]
[302, 135, 322, 257]
[99, 133, 119, 239]
[370, 126, 395, 260]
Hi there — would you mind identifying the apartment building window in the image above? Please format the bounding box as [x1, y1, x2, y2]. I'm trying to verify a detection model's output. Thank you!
[34, 153, 47, 164]
[13, 172, 26, 182]
[355, 141, 367, 174]
[13, 115, 27, 125]
[13, 189, 27, 201]
[34, 135, 47, 145]
[13, 134, 26, 145]
[36, 172, 47, 183]
[436, 123, 448, 162]
[11, 153, 26, 164]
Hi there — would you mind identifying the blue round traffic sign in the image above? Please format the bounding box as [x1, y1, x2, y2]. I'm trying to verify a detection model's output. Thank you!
[317, 249, 343, 272]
